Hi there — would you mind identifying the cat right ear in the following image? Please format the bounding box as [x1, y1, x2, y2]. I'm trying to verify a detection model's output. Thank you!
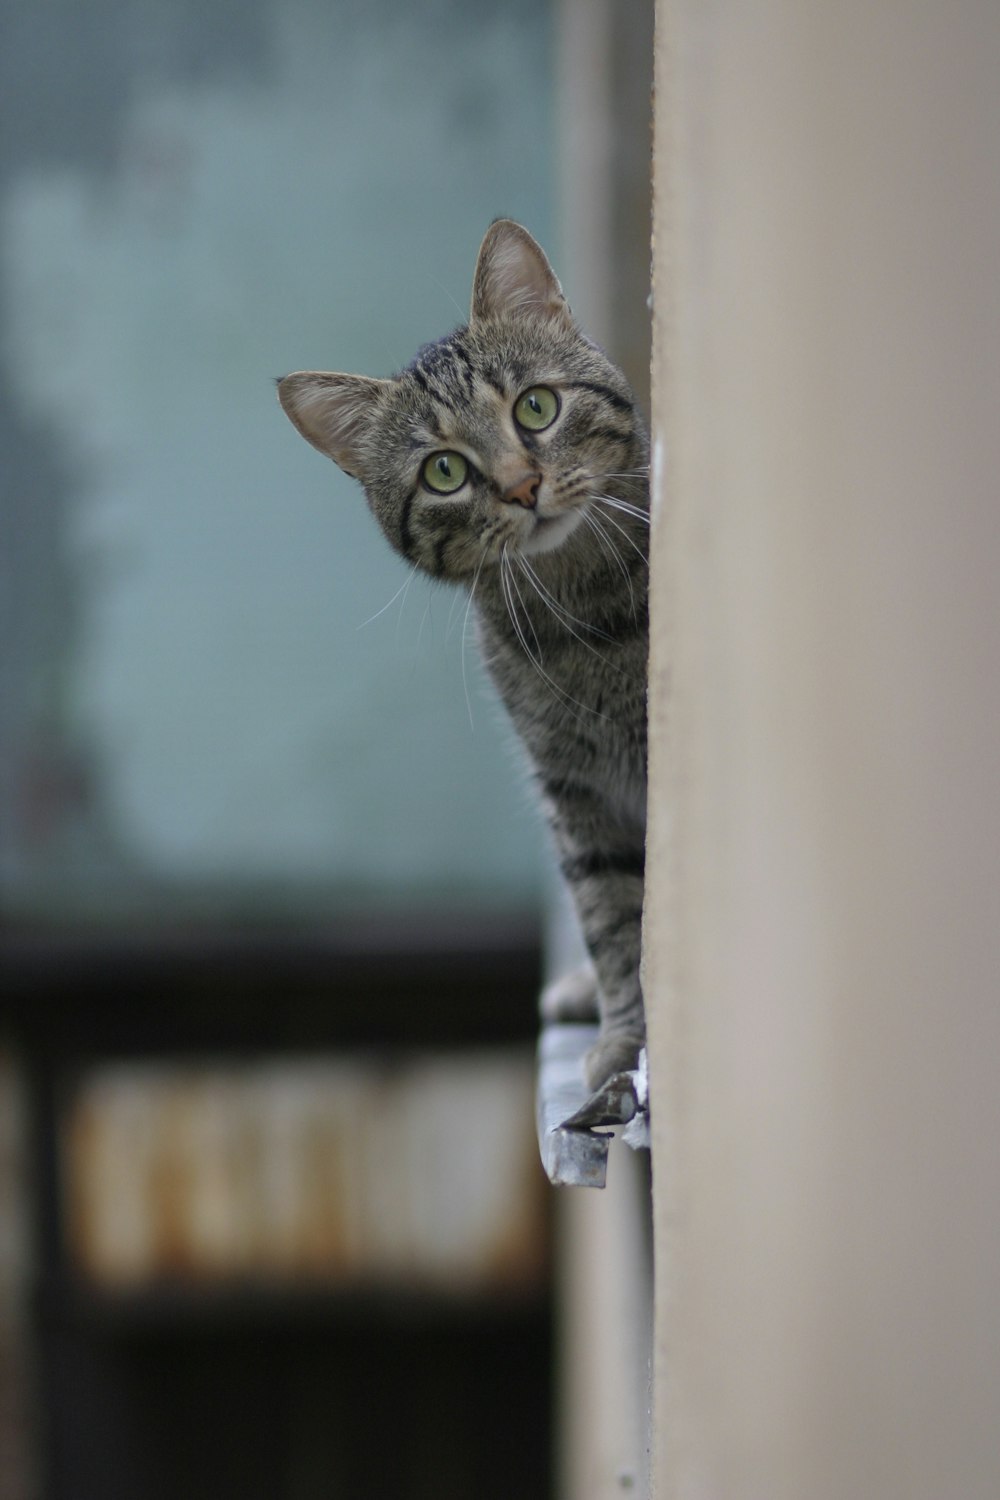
[471, 219, 572, 328]
[277, 371, 388, 478]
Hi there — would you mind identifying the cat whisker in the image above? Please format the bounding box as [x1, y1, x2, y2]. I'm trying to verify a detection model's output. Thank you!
[596, 467, 651, 484]
[356, 564, 419, 631]
[515, 551, 616, 652]
[460, 542, 493, 730]
[427, 272, 467, 323]
[588, 497, 650, 564]
[517, 552, 633, 679]
[504, 544, 543, 659]
[591, 492, 651, 526]
[582, 509, 638, 622]
[500, 546, 606, 722]
[445, 586, 466, 642]
[447, 539, 492, 642]
[499, 546, 533, 663]
[580, 504, 623, 569]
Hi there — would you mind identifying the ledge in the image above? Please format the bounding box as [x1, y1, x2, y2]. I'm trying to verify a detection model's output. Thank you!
[536, 1024, 649, 1189]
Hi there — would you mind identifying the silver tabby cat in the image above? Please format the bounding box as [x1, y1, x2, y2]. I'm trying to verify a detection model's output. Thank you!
[278, 220, 648, 1090]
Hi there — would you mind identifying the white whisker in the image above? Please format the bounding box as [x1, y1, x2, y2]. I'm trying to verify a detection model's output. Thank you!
[356, 565, 418, 630]
[589, 497, 649, 563]
[460, 543, 492, 730]
[505, 549, 543, 658]
[583, 509, 637, 622]
[592, 492, 651, 526]
[500, 545, 606, 722]
[445, 585, 466, 642]
[516, 551, 616, 656]
[428, 272, 467, 323]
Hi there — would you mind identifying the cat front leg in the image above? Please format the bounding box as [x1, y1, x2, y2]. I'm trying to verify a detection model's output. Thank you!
[542, 787, 646, 1089]
[570, 872, 645, 1090]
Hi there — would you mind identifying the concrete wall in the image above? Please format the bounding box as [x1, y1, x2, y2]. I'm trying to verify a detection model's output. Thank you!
[647, 3, 1000, 1495]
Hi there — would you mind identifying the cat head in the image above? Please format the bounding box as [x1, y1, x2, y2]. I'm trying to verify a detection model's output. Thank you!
[277, 220, 644, 581]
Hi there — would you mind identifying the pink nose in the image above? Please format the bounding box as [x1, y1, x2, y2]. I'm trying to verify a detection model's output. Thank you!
[502, 472, 542, 509]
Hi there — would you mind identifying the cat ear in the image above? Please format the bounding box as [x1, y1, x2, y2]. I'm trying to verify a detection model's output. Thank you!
[470, 219, 572, 327]
[277, 371, 388, 477]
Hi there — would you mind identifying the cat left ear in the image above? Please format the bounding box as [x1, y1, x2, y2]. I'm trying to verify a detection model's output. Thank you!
[277, 371, 388, 478]
[470, 219, 572, 328]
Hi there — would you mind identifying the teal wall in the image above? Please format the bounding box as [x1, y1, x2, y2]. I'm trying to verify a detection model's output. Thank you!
[0, 0, 554, 920]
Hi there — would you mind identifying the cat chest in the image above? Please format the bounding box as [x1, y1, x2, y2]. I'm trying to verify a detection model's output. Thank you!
[483, 628, 645, 721]
[489, 638, 645, 780]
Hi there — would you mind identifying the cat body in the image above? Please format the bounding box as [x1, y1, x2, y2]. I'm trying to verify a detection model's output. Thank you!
[278, 221, 649, 1088]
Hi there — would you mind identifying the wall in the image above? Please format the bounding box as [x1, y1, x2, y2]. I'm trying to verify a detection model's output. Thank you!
[647, 3, 1000, 1496]
[0, 0, 554, 922]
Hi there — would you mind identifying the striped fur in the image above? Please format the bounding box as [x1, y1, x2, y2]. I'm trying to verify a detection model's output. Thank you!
[279, 221, 649, 1088]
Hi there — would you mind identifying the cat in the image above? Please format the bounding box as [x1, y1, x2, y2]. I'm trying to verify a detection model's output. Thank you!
[277, 220, 649, 1091]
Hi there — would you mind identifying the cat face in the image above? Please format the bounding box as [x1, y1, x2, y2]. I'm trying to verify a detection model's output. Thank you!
[278, 220, 642, 582]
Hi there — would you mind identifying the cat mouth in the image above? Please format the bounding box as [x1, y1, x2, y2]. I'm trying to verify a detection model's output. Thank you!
[519, 507, 584, 557]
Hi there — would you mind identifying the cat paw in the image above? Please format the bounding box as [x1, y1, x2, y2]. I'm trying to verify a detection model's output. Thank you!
[539, 964, 600, 1023]
[584, 1032, 645, 1091]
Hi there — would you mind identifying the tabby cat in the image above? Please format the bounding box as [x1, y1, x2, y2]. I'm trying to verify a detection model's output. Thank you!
[278, 220, 649, 1090]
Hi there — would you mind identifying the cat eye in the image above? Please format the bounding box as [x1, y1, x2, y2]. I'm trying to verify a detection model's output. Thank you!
[422, 451, 469, 494]
[514, 386, 560, 432]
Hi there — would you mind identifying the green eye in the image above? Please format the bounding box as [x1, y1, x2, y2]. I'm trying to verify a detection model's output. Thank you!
[514, 386, 559, 432]
[422, 450, 469, 494]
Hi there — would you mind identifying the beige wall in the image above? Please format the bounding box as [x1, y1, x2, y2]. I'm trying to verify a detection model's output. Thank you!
[647, 3, 1000, 1497]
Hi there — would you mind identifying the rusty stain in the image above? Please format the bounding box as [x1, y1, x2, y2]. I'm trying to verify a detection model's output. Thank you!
[62, 1053, 547, 1292]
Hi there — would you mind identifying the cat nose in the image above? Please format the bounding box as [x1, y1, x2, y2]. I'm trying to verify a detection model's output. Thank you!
[501, 472, 542, 509]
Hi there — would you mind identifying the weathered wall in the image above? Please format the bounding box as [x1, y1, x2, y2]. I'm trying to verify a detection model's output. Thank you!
[1, 0, 554, 919]
[647, 3, 1000, 1495]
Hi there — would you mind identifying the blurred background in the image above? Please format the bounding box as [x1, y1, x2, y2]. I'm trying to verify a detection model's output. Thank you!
[0, 1, 652, 1496]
